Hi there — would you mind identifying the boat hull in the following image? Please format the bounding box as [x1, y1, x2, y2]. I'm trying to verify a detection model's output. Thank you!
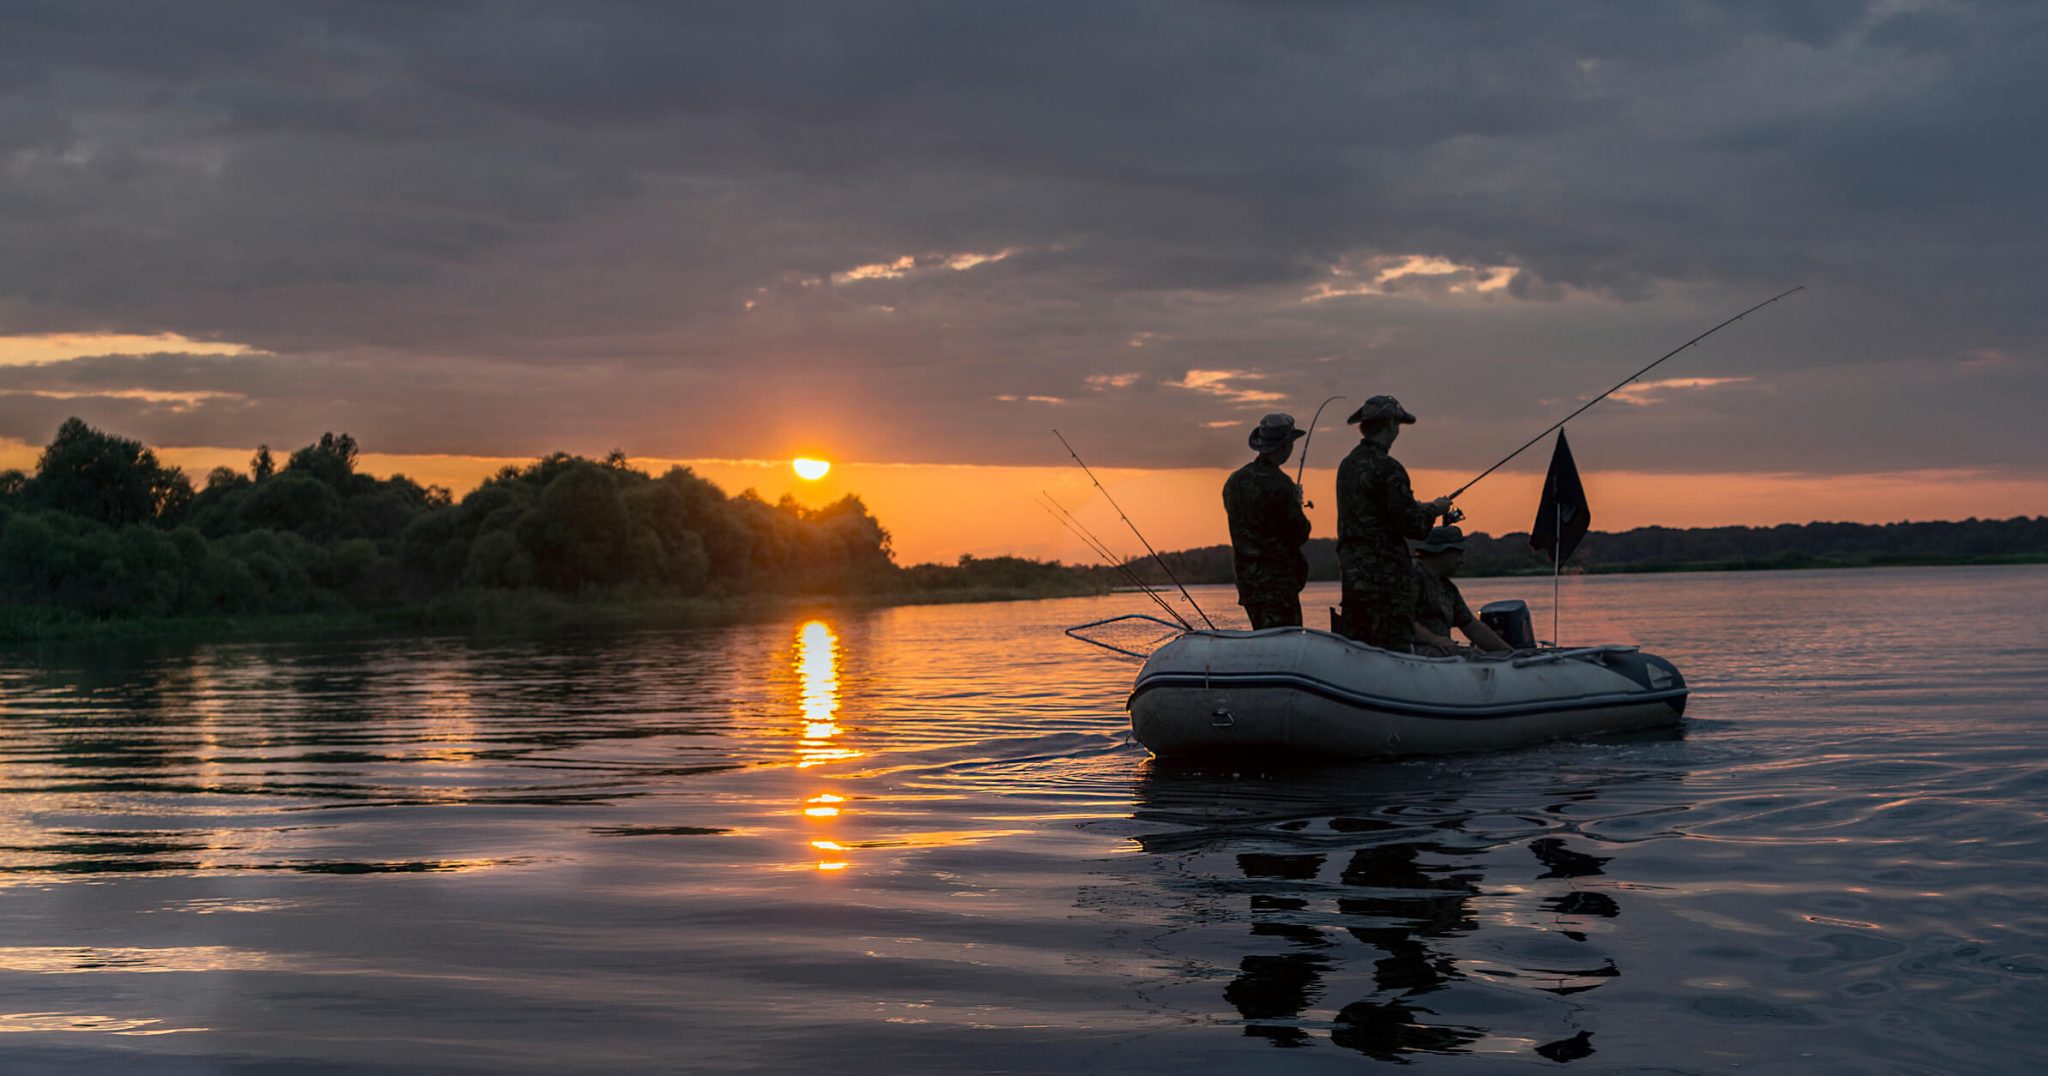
[1128, 628, 1687, 759]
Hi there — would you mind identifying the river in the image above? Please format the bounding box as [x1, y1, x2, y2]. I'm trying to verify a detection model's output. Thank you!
[1, 565, 2043, 1072]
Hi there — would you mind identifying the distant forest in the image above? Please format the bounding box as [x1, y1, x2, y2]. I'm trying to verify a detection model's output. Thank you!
[0, 418, 1092, 632]
[4, 417, 2041, 636]
[1130, 517, 2048, 586]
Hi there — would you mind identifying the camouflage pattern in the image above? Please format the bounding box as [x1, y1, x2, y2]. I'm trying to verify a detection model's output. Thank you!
[1241, 595, 1304, 632]
[1334, 438, 1438, 649]
[1411, 562, 1475, 640]
[1339, 579, 1416, 651]
[1223, 456, 1311, 624]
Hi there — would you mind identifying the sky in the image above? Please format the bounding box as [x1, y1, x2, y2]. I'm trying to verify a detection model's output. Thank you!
[2, 1, 2045, 564]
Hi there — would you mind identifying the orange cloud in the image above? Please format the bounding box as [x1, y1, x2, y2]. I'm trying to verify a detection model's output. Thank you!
[1169, 369, 1284, 404]
[0, 332, 260, 366]
[1610, 376, 1754, 406]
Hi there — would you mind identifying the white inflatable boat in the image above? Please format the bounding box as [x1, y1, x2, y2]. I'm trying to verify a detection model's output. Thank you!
[1085, 620, 1687, 760]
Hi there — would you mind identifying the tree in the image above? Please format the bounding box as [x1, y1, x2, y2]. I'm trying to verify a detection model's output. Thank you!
[27, 417, 193, 527]
[524, 462, 635, 590]
[286, 432, 360, 489]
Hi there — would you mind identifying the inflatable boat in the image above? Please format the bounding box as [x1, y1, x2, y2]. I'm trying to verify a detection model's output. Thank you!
[1086, 619, 1687, 760]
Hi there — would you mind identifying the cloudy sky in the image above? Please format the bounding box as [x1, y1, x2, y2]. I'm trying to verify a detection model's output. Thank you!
[3, 1, 2044, 561]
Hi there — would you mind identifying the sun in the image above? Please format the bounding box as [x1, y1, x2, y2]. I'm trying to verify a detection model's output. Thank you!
[792, 457, 831, 481]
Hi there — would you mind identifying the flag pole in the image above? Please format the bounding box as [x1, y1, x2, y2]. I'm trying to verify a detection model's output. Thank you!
[1553, 502, 1562, 647]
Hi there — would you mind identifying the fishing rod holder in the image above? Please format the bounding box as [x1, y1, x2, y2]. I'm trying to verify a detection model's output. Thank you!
[1064, 613, 1188, 661]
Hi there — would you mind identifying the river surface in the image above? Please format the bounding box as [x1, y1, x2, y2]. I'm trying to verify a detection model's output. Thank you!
[1, 566, 2044, 1073]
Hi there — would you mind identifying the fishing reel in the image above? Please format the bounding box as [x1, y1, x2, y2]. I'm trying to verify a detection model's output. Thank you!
[1443, 505, 1466, 524]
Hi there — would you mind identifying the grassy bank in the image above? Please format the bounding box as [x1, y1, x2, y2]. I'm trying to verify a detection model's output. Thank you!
[0, 579, 1110, 645]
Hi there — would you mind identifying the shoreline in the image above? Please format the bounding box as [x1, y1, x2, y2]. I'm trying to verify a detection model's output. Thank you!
[1137, 552, 2048, 587]
[0, 582, 1110, 646]
[8, 555, 2042, 646]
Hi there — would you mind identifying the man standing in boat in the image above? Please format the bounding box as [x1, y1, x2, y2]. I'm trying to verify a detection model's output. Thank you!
[1223, 413, 1312, 628]
[1335, 395, 1455, 649]
[1410, 525, 1512, 655]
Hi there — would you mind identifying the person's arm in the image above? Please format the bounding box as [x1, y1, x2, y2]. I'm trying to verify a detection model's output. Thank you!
[1287, 481, 1312, 545]
[1414, 622, 1459, 651]
[1460, 618, 1512, 653]
[1383, 461, 1442, 539]
[1445, 585, 1507, 651]
[1255, 473, 1305, 549]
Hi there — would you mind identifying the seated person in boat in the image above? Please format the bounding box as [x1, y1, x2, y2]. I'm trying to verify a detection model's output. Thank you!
[1223, 413, 1312, 629]
[1335, 395, 1456, 648]
[1411, 525, 1512, 655]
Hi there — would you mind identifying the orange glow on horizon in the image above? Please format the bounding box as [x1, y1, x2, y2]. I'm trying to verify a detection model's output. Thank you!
[4, 437, 2040, 566]
[792, 457, 831, 480]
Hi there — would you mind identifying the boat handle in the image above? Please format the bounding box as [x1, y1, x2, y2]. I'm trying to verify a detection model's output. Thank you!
[1512, 645, 1640, 668]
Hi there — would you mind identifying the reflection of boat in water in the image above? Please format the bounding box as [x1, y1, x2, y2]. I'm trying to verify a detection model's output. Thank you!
[1122, 762, 1655, 1062]
[1117, 625, 1688, 760]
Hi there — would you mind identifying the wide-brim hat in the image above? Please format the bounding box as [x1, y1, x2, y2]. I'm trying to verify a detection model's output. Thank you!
[1248, 413, 1309, 452]
[1415, 524, 1468, 555]
[1346, 394, 1417, 426]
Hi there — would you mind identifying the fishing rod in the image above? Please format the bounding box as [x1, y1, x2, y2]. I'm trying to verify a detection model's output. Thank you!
[1448, 285, 1805, 501]
[1293, 394, 1345, 509]
[1040, 491, 1133, 574]
[1037, 492, 1192, 629]
[1038, 496, 1187, 627]
[1052, 429, 1217, 630]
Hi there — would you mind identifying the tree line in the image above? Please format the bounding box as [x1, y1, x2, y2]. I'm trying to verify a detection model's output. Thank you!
[0, 418, 1091, 626]
[1129, 516, 2048, 586]
[7, 416, 2035, 630]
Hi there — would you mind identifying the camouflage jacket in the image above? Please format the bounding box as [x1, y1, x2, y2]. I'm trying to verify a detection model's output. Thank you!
[1222, 457, 1311, 598]
[1335, 440, 1436, 577]
[1411, 563, 1475, 639]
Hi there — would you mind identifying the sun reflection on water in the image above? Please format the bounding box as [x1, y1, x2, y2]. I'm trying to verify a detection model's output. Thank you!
[794, 620, 854, 871]
[795, 621, 857, 770]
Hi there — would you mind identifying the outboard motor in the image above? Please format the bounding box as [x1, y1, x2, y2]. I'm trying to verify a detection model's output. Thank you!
[1479, 599, 1537, 649]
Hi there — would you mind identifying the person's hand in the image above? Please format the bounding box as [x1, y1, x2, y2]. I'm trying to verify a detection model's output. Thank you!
[1428, 495, 1455, 516]
[1294, 482, 1306, 505]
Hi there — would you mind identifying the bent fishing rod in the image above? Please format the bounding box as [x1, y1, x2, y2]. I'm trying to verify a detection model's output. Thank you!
[1037, 491, 1192, 629]
[1448, 285, 1805, 501]
[1052, 429, 1216, 630]
[1294, 394, 1345, 509]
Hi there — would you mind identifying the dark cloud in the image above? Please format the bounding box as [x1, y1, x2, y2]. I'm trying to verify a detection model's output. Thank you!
[0, 1, 2043, 477]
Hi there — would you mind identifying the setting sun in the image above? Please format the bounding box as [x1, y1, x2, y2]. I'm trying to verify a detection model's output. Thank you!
[792, 457, 831, 481]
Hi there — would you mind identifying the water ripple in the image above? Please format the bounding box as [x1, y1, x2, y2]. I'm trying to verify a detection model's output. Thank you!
[0, 570, 2041, 1070]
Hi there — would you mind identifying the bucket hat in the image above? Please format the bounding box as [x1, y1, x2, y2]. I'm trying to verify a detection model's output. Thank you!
[1346, 394, 1417, 426]
[1415, 524, 1468, 555]
[1248, 413, 1309, 453]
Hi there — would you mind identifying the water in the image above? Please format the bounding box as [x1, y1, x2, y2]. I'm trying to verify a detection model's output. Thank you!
[1, 566, 2044, 1073]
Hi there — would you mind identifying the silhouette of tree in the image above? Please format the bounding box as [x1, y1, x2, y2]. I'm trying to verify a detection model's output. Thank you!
[26, 417, 192, 527]
[0, 418, 1093, 630]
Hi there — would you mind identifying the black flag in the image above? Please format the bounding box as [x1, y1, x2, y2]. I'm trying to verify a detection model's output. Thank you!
[1531, 429, 1591, 565]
